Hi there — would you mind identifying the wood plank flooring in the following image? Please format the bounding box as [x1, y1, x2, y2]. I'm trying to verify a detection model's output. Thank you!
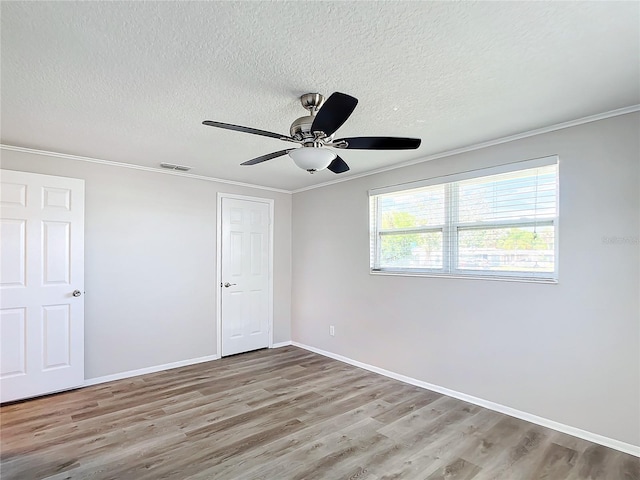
[0, 346, 638, 479]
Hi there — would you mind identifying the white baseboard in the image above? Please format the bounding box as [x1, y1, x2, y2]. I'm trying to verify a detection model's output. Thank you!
[83, 342, 294, 387]
[291, 341, 640, 458]
[83, 354, 220, 387]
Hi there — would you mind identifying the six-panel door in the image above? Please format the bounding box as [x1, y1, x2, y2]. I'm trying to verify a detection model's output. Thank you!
[0, 170, 85, 402]
[220, 197, 270, 357]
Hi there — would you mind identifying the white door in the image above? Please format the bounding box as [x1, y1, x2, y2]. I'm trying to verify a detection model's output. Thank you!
[0, 170, 85, 403]
[220, 196, 271, 357]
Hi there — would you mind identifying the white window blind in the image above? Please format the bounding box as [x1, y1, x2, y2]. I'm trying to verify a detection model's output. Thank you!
[369, 156, 559, 282]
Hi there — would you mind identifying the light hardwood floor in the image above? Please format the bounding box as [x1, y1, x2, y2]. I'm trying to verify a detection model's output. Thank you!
[0, 346, 638, 479]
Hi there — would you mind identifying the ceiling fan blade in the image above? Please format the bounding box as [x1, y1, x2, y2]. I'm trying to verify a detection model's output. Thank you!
[240, 149, 292, 166]
[311, 92, 358, 137]
[334, 136, 421, 150]
[327, 156, 350, 174]
[203, 120, 294, 142]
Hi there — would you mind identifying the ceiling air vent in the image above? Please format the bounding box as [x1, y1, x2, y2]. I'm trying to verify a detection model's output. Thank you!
[160, 163, 192, 172]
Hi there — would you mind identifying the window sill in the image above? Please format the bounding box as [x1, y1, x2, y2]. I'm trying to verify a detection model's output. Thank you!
[369, 270, 558, 284]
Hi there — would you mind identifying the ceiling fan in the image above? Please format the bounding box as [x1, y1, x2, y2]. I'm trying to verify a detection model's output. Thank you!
[203, 92, 421, 174]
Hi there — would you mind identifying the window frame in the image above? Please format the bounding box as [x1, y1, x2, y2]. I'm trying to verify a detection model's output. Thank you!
[369, 156, 559, 283]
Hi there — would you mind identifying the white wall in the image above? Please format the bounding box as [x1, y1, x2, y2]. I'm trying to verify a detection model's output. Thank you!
[0, 149, 292, 379]
[291, 112, 640, 447]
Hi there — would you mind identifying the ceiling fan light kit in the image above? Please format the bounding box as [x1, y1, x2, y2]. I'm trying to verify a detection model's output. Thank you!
[288, 147, 336, 173]
[203, 92, 421, 174]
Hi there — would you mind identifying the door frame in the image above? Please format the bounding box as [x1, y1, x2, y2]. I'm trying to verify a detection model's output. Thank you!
[216, 192, 274, 357]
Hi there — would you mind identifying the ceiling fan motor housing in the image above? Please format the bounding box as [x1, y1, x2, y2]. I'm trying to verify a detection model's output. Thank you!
[289, 115, 316, 142]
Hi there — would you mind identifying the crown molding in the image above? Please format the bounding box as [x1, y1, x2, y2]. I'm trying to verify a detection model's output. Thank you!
[0, 145, 292, 194]
[2, 105, 637, 195]
[291, 104, 640, 194]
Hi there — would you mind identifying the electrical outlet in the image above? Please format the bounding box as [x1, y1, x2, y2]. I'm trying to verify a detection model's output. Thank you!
[329, 325, 335, 336]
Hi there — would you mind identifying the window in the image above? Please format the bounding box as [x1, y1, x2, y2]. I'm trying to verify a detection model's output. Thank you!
[369, 156, 558, 282]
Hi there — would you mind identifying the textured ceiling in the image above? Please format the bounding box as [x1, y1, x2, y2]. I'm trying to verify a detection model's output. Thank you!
[1, 1, 639, 191]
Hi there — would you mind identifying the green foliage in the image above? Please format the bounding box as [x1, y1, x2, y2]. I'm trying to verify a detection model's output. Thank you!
[380, 211, 440, 266]
[459, 227, 551, 251]
[496, 228, 549, 250]
[381, 211, 416, 229]
[380, 211, 420, 265]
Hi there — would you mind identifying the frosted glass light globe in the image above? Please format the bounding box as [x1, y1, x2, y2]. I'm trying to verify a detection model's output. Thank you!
[289, 147, 336, 172]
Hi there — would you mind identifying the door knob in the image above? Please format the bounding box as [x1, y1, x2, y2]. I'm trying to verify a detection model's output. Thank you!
[72, 290, 82, 297]
[223, 282, 237, 288]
